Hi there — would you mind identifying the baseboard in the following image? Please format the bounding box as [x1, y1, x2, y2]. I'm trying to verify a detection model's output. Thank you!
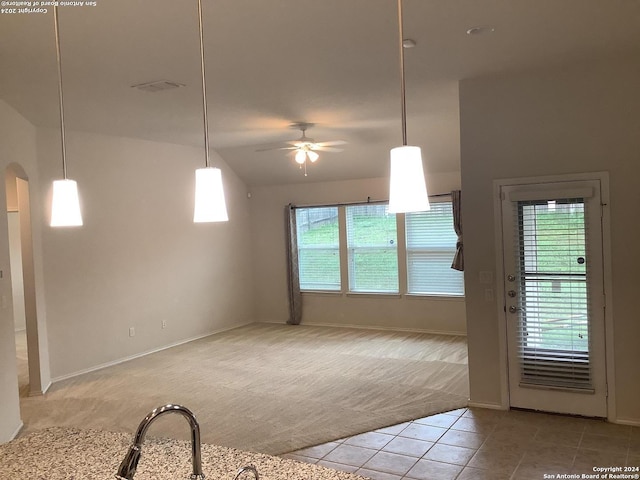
[10, 421, 24, 441]
[613, 417, 640, 427]
[467, 401, 508, 410]
[51, 321, 253, 384]
[258, 319, 467, 337]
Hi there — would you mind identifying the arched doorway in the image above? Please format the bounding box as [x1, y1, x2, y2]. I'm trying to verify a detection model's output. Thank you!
[4, 163, 45, 397]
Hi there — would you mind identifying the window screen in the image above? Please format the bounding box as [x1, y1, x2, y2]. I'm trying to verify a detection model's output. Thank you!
[295, 207, 340, 291]
[406, 202, 464, 296]
[346, 204, 398, 293]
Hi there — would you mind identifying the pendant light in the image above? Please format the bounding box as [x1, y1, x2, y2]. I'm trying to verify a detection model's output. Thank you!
[50, 5, 83, 227]
[193, 0, 228, 223]
[387, 0, 430, 214]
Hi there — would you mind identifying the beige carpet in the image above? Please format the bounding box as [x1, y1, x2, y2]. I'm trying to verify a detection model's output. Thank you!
[18, 323, 469, 455]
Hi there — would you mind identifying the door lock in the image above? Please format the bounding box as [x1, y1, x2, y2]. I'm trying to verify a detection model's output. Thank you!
[508, 290, 517, 298]
[508, 305, 519, 313]
[507, 274, 516, 282]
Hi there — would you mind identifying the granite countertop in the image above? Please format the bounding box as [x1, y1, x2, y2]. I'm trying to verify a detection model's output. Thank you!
[0, 427, 367, 479]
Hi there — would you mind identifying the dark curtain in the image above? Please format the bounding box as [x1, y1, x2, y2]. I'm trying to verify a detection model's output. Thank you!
[451, 190, 464, 271]
[285, 204, 302, 325]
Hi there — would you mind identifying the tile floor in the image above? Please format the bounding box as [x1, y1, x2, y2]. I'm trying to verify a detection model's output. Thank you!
[282, 407, 640, 480]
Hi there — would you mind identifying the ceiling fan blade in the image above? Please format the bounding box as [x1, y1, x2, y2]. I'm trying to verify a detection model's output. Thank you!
[313, 140, 347, 147]
[312, 146, 344, 152]
[255, 145, 298, 152]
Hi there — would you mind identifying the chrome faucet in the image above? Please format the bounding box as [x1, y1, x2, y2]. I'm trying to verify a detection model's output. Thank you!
[115, 404, 205, 480]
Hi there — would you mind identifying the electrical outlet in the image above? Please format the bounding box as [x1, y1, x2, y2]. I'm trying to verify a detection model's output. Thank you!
[162, 320, 167, 329]
[129, 327, 135, 337]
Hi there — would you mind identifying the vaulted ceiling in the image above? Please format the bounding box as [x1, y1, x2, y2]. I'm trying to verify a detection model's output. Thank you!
[1, 0, 639, 186]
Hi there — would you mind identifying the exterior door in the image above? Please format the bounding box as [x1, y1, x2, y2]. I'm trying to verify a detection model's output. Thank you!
[501, 180, 607, 417]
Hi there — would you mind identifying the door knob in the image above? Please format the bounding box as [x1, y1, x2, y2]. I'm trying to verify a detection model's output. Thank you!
[508, 305, 519, 313]
[507, 274, 516, 282]
[508, 290, 517, 298]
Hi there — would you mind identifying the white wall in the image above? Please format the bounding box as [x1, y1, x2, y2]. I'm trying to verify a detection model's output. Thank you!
[250, 173, 466, 334]
[0, 100, 43, 441]
[35, 128, 254, 379]
[459, 56, 640, 423]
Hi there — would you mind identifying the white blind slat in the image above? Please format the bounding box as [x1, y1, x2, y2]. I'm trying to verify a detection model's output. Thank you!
[515, 199, 593, 390]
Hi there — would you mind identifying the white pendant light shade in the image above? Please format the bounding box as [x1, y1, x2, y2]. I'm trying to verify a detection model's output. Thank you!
[50, 179, 83, 227]
[388, 145, 430, 214]
[193, 167, 228, 223]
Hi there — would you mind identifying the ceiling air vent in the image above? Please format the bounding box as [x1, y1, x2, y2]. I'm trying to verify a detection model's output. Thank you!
[131, 80, 185, 93]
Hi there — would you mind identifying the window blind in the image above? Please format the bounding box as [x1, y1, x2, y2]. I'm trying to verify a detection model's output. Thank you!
[406, 202, 464, 295]
[515, 199, 592, 390]
[346, 204, 398, 293]
[295, 207, 341, 291]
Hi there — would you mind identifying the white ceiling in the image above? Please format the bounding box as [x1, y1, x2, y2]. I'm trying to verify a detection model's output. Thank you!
[1, 0, 639, 186]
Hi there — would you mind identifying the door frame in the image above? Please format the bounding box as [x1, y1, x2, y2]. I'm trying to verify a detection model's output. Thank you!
[492, 172, 615, 421]
[5, 164, 50, 397]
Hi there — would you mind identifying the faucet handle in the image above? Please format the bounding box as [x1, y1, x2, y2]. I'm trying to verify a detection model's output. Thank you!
[234, 465, 260, 480]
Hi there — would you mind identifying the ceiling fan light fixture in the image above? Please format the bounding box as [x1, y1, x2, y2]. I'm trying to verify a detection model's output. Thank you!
[295, 149, 307, 164]
[307, 150, 319, 162]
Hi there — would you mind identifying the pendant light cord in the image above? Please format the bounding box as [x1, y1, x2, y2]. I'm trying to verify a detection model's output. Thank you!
[397, 0, 408, 146]
[197, 0, 211, 168]
[53, 6, 68, 179]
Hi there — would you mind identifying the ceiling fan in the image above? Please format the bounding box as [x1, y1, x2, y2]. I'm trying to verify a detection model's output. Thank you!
[256, 122, 347, 175]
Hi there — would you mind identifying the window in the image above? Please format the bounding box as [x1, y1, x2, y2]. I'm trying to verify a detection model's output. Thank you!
[293, 200, 463, 297]
[295, 207, 341, 291]
[517, 199, 590, 389]
[406, 202, 464, 296]
[346, 204, 398, 293]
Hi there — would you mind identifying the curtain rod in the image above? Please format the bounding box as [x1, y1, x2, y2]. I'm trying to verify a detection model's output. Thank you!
[289, 192, 453, 210]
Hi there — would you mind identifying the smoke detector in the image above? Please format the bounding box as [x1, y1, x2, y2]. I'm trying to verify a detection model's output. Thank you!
[131, 80, 185, 93]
